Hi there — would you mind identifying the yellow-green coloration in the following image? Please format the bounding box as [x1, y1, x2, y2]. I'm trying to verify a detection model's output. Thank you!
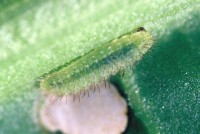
[40, 29, 153, 95]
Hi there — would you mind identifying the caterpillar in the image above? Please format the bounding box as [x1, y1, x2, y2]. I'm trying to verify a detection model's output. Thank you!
[40, 27, 153, 96]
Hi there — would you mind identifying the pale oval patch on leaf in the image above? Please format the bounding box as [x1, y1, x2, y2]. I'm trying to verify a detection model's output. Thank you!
[37, 81, 128, 134]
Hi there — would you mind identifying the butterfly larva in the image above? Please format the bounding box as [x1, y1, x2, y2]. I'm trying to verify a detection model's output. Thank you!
[40, 27, 153, 96]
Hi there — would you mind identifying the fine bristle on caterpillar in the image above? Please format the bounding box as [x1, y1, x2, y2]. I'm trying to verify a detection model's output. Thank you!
[40, 27, 153, 96]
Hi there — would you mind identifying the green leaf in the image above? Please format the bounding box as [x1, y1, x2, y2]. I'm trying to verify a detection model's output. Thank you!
[122, 11, 200, 134]
[0, 0, 199, 133]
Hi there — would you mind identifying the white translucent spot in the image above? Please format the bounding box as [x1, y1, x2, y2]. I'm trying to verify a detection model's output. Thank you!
[85, 65, 89, 68]
[37, 82, 128, 134]
[142, 98, 146, 102]
[184, 82, 189, 87]
[94, 59, 98, 63]
[185, 72, 188, 75]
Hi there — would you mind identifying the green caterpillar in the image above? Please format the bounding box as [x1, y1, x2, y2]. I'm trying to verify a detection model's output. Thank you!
[40, 27, 153, 96]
